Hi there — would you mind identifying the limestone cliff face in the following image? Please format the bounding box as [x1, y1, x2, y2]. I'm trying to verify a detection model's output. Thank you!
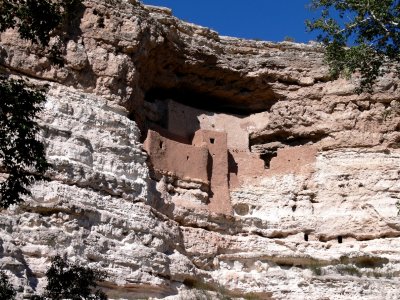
[1, 0, 400, 299]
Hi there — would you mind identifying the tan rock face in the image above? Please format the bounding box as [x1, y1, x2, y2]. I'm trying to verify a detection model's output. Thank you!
[1, 1, 400, 299]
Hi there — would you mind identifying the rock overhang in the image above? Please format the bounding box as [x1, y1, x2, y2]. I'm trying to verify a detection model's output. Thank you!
[1, 0, 400, 299]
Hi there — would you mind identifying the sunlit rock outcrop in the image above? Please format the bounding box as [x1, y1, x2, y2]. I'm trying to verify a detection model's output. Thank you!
[1, 0, 400, 299]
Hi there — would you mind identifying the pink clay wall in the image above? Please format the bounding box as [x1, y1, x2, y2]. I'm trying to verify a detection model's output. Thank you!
[167, 100, 254, 151]
[143, 130, 209, 183]
[229, 150, 265, 188]
[268, 146, 317, 175]
[193, 130, 232, 214]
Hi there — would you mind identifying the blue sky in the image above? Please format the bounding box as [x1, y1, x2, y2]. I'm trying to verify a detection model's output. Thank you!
[141, 0, 321, 43]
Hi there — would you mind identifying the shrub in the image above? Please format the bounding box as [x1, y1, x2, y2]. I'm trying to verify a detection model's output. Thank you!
[0, 271, 16, 300]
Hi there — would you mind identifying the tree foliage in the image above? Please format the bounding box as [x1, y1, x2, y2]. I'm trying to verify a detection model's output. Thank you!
[0, 0, 61, 45]
[0, 271, 16, 300]
[41, 255, 108, 300]
[0, 0, 81, 46]
[1, 256, 108, 300]
[0, 0, 81, 208]
[0, 79, 49, 208]
[307, 0, 400, 91]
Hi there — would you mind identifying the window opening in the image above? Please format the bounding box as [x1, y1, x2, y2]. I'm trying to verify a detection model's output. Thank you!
[304, 233, 309, 241]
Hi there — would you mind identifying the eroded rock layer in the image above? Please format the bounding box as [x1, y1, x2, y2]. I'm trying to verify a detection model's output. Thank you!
[1, 0, 400, 299]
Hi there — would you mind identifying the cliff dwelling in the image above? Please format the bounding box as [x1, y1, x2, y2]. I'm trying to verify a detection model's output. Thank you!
[142, 97, 317, 215]
[3, 1, 400, 299]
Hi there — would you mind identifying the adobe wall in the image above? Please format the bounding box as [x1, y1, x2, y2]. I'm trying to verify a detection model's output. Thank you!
[144, 128, 233, 215]
[167, 100, 267, 151]
[167, 100, 204, 140]
[193, 130, 232, 214]
[267, 145, 317, 175]
[143, 130, 209, 183]
[228, 145, 317, 188]
[229, 150, 265, 188]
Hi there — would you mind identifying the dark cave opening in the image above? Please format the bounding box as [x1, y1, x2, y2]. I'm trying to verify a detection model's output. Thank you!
[144, 87, 272, 116]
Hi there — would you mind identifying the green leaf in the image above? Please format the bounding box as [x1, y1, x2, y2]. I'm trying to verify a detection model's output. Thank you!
[0, 78, 49, 208]
[306, 0, 400, 91]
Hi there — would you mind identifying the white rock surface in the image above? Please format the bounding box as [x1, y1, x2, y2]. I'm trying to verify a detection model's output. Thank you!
[1, 1, 400, 299]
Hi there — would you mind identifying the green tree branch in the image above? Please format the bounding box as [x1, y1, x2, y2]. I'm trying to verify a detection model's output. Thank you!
[307, 0, 400, 92]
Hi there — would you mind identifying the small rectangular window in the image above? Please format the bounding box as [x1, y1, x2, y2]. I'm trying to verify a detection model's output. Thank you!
[210, 138, 215, 144]
[304, 233, 309, 242]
